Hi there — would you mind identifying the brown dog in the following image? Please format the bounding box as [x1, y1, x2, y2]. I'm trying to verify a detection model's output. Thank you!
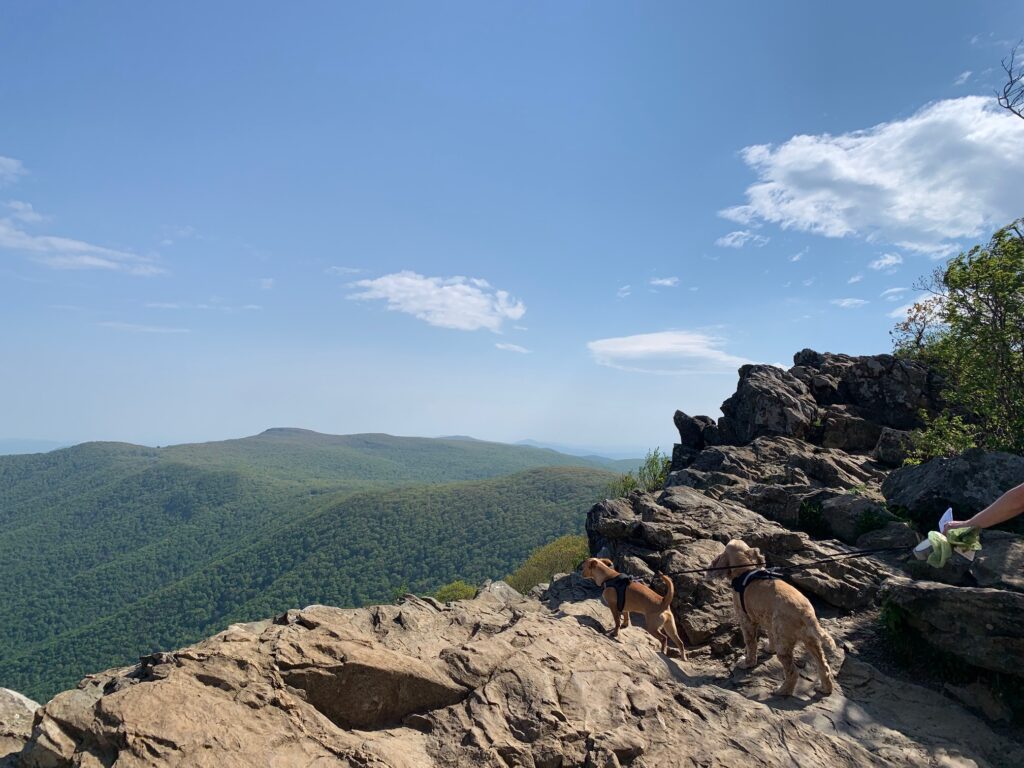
[706, 540, 835, 696]
[581, 557, 686, 658]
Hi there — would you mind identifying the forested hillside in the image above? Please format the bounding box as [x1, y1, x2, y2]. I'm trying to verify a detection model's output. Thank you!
[0, 430, 620, 700]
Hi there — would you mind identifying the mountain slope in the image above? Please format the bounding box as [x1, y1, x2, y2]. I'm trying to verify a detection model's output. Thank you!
[0, 431, 617, 700]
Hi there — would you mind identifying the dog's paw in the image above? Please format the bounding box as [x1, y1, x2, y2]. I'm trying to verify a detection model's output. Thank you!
[736, 658, 756, 670]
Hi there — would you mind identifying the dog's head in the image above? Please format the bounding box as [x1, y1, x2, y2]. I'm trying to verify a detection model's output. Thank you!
[705, 539, 765, 580]
[581, 557, 615, 585]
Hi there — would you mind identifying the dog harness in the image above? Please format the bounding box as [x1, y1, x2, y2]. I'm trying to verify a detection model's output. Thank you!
[731, 568, 783, 615]
[604, 573, 639, 610]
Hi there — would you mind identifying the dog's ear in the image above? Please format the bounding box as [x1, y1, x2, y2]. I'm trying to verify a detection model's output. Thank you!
[705, 552, 725, 579]
[600, 558, 614, 567]
[749, 547, 765, 567]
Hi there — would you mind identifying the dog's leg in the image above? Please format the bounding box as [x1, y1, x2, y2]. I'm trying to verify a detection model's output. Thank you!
[805, 635, 834, 695]
[643, 614, 669, 653]
[738, 617, 759, 669]
[621, 611, 631, 628]
[773, 638, 799, 696]
[664, 613, 687, 660]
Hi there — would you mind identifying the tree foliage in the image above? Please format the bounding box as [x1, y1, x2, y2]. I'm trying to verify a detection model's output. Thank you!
[893, 219, 1024, 456]
[605, 448, 671, 497]
[505, 534, 590, 595]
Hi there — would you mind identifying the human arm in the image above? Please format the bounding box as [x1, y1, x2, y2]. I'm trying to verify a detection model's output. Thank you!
[943, 483, 1024, 532]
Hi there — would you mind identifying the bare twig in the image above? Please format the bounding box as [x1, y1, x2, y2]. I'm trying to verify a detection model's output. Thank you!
[998, 41, 1024, 119]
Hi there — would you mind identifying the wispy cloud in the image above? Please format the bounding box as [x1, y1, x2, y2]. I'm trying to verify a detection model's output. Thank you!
[586, 330, 750, 374]
[869, 253, 903, 271]
[348, 271, 525, 332]
[495, 342, 530, 354]
[616, 284, 632, 299]
[715, 230, 769, 249]
[5, 200, 45, 223]
[98, 322, 190, 334]
[953, 70, 973, 86]
[888, 301, 918, 319]
[720, 97, 1024, 256]
[259, 277, 275, 290]
[0, 218, 163, 275]
[880, 287, 908, 301]
[326, 266, 362, 276]
[802, 277, 816, 287]
[831, 298, 869, 309]
[650, 276, 679, 287]
[0, 156, 25, 185]
[790, 247, 807, 262]
[848, 274, 864, 284]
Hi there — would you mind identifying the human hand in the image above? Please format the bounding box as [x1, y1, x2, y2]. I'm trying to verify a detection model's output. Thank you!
[942, 519, 971, 534]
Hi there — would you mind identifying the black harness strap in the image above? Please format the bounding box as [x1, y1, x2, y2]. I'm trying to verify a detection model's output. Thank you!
[604, 573, 639, 610]
[731, 568, 783, 615]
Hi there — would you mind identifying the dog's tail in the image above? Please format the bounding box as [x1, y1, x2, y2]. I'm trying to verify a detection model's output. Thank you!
[658, 573, 675, 612]
[808, 618, 837, 656]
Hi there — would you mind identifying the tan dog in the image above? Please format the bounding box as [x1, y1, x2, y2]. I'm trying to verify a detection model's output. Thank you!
[581, 557, 686, 658]
[706, 540, 835, 696]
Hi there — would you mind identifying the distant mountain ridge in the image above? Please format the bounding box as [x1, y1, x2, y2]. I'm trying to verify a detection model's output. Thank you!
[0, 428, 619, 700]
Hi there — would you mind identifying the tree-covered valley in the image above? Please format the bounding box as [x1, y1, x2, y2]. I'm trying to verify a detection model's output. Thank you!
[0, 429, 622, 700]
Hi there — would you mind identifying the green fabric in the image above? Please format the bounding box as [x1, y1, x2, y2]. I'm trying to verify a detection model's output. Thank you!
[926, 527, 982, 568]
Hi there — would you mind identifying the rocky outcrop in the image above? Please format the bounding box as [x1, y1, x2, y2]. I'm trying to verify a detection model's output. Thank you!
[882, 449, 1024, 527]
[880, 578, 1024, 676]
[717, 365, 820, 445]
[0, 690, 36, 768]
[14, 583, 1024, 768]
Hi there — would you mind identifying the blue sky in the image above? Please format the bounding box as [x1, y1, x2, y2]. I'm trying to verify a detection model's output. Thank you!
[2, 2, 1022, 452]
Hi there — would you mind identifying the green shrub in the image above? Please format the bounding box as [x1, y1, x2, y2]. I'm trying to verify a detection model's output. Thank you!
[606, 448, 671, 497]
[906, 411, 978, 464]
[855, 507, 892, 538]
[433, 580, 477, 602]
[798, 500, 830, 538]
[506, 534, 590, 594]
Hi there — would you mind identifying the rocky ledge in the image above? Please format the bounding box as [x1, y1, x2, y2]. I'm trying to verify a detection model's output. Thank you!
[4, 581, 1022, 768]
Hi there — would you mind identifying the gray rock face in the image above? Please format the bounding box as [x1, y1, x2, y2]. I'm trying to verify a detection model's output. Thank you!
[819, 494, 895, 544]
[820, 406, 883, 453]
[882, 449, 1024, 528]
[880, 577, 1024, 677]
[791, 349, 943, 430]
[718, 365, 820, 444]
[872, 427, 914, 467]
[0, 688, 38, 767]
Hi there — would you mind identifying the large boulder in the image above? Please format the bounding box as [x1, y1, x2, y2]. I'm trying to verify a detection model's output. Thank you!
[820, 406, 883, 453]
[882, 449, 1024, 530]
[880, 578, 1024, 677]
[717, 365, 820, 444]
[0, 688, 37, 767]
[872, 427, 914, 467]
[791, 349, 943, 430]
[819, 495, 896, 544]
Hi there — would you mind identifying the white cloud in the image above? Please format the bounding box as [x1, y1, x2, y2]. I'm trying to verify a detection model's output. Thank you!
[880, 287, 908, 301]
[259, 277, 275, 290]
[802, 277, 816, 287]
[790, 247, 807, 262]
[888, 301, 918, 319]
[848, 274, 864, 283]
[715, 230, 769, 248]
[5, 201, 45, 223]
[98, 322, 190, 334]
[650, 276, 679, 287]
[348, 271, 525, 332]
[0, 156, 25, 185]
[0, 218, 162, 275]
[869, 253, 903, 271]
[586, 330, 751, 374]
[495, 342, 530, 354]
[720, 97, 1024, 256]
[831, 298, 869, 309]
[953, 70, 973, 85]
[617, 284, 632, 299]
[326, 266, 362, 276]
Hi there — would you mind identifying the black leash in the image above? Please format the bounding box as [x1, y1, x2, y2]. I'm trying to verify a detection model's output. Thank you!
[667, 545, 909, 577]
